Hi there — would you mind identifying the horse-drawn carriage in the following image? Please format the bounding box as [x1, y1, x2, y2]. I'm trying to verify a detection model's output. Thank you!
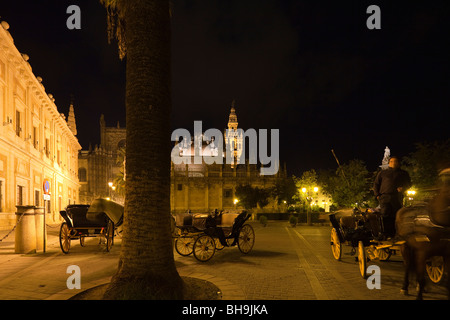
[329, 208, 405, 278]
[59, 199, 124, 254]
[173, 210, 255, 262]
[330, 205, 446, 286]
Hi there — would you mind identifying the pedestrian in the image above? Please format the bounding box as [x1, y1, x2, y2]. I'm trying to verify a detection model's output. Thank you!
[373, 156, 412, 238]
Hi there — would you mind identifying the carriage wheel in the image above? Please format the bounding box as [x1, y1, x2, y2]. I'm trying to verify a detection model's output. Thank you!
[115, 226, 123, 238]
[59, 222, 71, 254]
[175, 237, 195, 256]
[330, 228, 342, 260]
[376, 248, 392, 261]
[193, 235, 216, 262]
[358, 241, 367, 279]
[80, 235, 86, 247]
[238, 224, 255, 254]
[106, 220, 114, 252]
[426, 256, 444, 284]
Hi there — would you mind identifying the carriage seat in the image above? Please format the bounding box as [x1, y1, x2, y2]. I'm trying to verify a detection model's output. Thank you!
[217, 213, 239, 228]
[340, 216, 357, 229]
[66, 205, 108, 228]
[192, 214, 209, 229]
[174, 212, 192, 227]
[174, 212, 210, 230]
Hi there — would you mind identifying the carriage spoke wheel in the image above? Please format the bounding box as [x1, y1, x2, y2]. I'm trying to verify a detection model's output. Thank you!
[175, 237, 195, 256]
[376, 248, 392, 261]
[105, 221, 114, 252]
[238, 224, 255, 254]
[426, 256, 444, 284]
[193, 235, 216, 262]
[330, 228, 342, 260]
[59, 222, 71, 254]
[358, 241, 367, 279]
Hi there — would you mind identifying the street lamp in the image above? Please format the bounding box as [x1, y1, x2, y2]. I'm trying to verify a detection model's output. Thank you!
[301, 186, 319, 225]
[406, 189, 417, 206]
[233, 198, 239, 210]
[108, 182, 114, 200]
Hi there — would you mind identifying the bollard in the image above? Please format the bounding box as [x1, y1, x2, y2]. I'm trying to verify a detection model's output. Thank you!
[34, 207, 46, 252]
[15, 205, 37, 254]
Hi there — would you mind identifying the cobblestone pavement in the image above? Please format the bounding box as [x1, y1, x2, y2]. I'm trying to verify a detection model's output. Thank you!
[0, 221, 448, 300]
[175, 221, 448, 300]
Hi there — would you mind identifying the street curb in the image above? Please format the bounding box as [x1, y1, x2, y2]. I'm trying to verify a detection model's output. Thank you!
[46, 272, 245, 300]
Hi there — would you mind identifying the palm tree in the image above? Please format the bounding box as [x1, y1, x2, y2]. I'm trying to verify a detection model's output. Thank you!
[100, 0, 183, 299]
[113, 147, 126, 197]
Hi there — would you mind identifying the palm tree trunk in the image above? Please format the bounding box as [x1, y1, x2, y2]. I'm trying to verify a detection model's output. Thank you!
[103, 0, 183, 299]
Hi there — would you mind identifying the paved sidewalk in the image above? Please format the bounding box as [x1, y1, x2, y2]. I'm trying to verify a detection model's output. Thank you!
[1, 221, 447, 300]
[0, 225, 243, 300]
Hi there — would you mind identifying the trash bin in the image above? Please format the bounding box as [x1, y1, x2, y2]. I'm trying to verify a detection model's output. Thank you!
[15, 205, 36, 254]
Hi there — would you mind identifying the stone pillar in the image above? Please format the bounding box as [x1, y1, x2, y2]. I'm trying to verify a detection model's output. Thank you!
[34, 207, 46, 252]
[15, 205, 36, 254]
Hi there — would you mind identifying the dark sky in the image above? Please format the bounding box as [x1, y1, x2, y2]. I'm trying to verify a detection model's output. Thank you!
[1, 0, 449, 176]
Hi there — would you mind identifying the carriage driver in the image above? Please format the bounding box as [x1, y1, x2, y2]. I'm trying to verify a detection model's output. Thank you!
[373, 156, 412, 238]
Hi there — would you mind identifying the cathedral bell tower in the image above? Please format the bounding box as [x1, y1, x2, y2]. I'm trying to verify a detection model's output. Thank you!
[225, 100, 243, 167]
[228, 100, 238, 131]
[67, 98, 77, 136]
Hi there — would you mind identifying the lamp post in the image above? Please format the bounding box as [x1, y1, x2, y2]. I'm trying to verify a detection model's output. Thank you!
[406, 189, 416, 206]
[108, 182, 114, 200]
[234, 198, 239, 210]
[301, 186, 319, 226]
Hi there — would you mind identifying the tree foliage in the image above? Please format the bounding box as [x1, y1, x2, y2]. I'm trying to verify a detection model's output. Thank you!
[271, 176, 297, 205]
[235, 184, 271, 210]
[320, 159, 373, 208]
[293, 169, 319, 204]
[403, 139, 450, 189]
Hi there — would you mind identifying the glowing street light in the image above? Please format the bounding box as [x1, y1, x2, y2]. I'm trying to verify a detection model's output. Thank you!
[300, 186, 319, 226]
[108, 182, 115, 200]
[233, 198, 239, 209]
[406, 189, 417, 204]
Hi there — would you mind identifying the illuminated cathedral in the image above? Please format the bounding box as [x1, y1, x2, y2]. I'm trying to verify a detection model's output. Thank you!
[78, 101, 287, 214]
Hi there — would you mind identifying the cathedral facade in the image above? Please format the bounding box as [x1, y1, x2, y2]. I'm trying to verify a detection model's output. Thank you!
[79, 103, 287, 214]
[78, 115, 125, 205]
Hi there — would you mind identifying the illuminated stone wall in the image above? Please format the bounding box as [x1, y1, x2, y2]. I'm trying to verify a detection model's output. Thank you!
[0, 21, 81, 229]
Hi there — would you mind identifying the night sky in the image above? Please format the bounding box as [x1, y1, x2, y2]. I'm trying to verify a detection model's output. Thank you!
[1, 0, 449, 176]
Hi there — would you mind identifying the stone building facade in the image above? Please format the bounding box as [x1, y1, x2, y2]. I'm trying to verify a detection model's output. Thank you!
[171, 161, 286, 214]
[79, 104, 287, 213]
[78, 115, 125, 205]
[0, 21, 81, 229]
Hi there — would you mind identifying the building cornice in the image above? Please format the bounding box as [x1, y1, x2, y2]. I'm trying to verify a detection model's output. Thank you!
[0, 21, 81, 151]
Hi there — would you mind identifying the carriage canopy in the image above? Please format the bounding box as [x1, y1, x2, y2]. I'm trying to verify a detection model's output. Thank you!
[86, 198, 124, 227]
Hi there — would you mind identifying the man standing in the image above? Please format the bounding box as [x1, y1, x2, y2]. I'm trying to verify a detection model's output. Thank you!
[373, 156, 412, 238]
